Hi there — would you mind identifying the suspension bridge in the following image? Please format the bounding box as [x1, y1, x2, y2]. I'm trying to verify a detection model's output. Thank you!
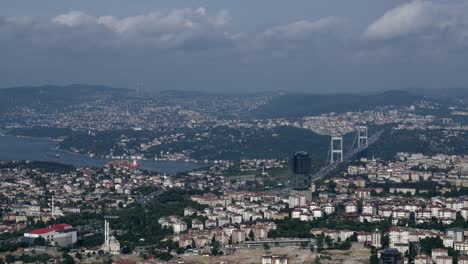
[310, 126, 384, 182]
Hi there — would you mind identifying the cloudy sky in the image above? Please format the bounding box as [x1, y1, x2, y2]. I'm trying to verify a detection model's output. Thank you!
[1, 0, 468, 92]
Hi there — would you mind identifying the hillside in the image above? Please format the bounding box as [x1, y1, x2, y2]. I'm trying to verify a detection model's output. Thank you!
[250, 90, 422, 118]
[0, 84, 129, 113]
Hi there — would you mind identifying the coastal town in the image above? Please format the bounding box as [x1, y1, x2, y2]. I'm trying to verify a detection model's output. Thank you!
[4, 0, 468, 262]
[0, 150, 467, 263]
[1, 85, 468, 263]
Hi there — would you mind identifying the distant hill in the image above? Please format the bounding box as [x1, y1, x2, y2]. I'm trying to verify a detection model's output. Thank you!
[408, 87, 468, 104]
[250, 90, 423, 118]
[0, 84, 129, 112]
[158, 89, 273, 98]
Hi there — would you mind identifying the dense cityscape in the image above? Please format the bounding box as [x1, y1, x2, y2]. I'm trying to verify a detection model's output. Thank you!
[2, 1, 468, 263]
[0, 85, 467, 264]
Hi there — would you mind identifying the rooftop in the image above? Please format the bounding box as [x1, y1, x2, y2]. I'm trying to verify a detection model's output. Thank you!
[29, 224, 72, 235]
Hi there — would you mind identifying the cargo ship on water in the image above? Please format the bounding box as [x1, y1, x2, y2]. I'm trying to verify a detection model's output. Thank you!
[107, 159, 139, 170]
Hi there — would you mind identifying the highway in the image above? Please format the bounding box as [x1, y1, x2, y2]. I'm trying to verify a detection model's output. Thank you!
[136, 189, 165, 204]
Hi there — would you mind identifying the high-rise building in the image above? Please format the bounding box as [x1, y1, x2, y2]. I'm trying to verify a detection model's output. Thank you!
[290, 151, 311, 190]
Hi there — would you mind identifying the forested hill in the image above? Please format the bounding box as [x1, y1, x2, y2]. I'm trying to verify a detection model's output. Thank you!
[250, 90, 423, 118]
[0, 84, 129, 113]
[409, 87, 468, 104]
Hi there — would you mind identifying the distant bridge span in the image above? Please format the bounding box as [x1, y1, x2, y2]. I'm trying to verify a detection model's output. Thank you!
[310, 129, 384, 182]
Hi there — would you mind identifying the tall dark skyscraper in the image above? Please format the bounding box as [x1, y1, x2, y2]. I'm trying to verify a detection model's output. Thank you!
[290, 151, 312, 190]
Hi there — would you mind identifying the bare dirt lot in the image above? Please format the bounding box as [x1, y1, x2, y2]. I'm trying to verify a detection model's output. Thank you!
[317, 243, 371, 264]
[176, 243, 371, 264]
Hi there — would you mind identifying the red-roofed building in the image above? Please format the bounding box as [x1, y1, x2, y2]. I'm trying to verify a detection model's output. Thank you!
[24, 224, 77, 247]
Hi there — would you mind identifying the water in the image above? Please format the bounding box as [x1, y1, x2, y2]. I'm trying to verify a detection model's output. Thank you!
[0, 134, 202, 173]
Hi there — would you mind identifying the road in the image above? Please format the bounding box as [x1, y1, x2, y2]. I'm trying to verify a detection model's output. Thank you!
[136, 189, 165, 204]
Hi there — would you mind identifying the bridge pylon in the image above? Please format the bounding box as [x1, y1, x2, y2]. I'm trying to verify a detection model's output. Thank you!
[330, 136, 343, 163]
[357, 126, 368, 148]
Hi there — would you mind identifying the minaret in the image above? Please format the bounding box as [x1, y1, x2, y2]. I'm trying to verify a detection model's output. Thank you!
[51, 195, 55, 219]
[104, 220, 109, 245]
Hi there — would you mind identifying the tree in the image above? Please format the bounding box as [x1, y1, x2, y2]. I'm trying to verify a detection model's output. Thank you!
[120, 245, 132, 254]
[156, 252, 172, 261]
[420, 237, 444, 255]
[338, 239, 352, 250]
[369, 254, 379, 264]
[5, 255, 15, 264]
[263, 243, 270, 253]
[211, 241, 221, 256]
[316, 234, 324, 252]
[34, 236, 47, 246]
[381, 235, 389, 249]
[248, 230, 255, 241]
[408, 212, 416, 227]
[314, 256, 321, 264]
[454, 212, 465, 227]
[62, 253, 75, 264]
[36, 253, 51, 263]
[325, 236, 333, 248]
[176, 247, 185, 254]
[191, 238, 197, 248]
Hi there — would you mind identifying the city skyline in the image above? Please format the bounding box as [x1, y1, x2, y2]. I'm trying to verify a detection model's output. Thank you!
[2, 1, 468, 263]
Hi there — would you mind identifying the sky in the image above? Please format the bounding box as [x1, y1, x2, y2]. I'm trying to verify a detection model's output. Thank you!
[1, 0, 468, 92]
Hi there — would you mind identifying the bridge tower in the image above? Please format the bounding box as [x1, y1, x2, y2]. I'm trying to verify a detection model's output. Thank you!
[330, 136, 343, 163]
[357, 126, 368, 148]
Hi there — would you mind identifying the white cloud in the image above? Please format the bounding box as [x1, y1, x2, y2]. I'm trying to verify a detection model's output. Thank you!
[263, 16, 340, 39]
[50, 8, 233, 49]
[210, 10, 231, 27]
[53, 8, 229, 34]
[53, 11, 94, 27]
[0, 16, 34, 29]
[365, 0, 468, 40]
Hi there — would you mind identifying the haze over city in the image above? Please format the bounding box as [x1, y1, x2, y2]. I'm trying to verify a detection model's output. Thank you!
[1, 0, 468, 92]
[3, 1, 468, 264]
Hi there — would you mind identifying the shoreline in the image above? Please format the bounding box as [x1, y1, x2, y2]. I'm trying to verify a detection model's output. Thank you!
[1, 133, 62, 142]
[0, 133, 203, 166]
[51, 146, 202, 164]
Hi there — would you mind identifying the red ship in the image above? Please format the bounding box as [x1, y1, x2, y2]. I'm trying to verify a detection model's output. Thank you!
[107, 159, 139, 170]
